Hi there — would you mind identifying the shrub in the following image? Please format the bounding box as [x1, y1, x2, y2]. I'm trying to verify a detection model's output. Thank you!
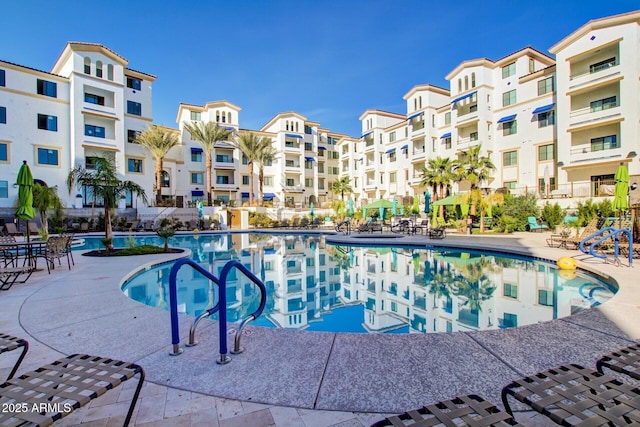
[541, 202, 564, 230]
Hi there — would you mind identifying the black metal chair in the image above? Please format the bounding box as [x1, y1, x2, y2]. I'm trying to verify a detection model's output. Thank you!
[0, 333, 28, 381]
[372, 394, 524, 426]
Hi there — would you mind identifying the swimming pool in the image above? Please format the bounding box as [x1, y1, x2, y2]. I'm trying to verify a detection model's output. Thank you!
[83, 233, 617, 334]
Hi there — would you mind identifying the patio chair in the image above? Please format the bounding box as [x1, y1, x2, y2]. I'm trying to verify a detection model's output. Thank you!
[372, 394, 523, 426]
[557, 218, 604, 250]
[212, 219, 221, 230]
[596, 343, 640, 381]
[34, 236, 70, 273]
[0, 333, 28, 381]
[526, 216, 548, 232]
[79, 222, 90, 232]
[0, 235, 18, 267]
[501, 363, 640, 426]
[142, 220, 157, 232]
[0, 353, 144, 427]
[0, 266, 33, 290]
[3, 223, 20, 236]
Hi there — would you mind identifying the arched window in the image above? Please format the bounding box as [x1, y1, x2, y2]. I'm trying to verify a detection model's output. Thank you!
[228, 112, 232, 123]
[471, 72, 476, 88]
[414, 99, 417, 110]
[161, 170, 170, 188]
[106, 64, 114, 81]
[458, 78, 462, 93]
[216, 111, 220, 122]
[286, 120, 289, 131]
[96, 61, 103, 78]
[419, 96, 422, 108]
[295, 122, 299, 132]
[84, 57, 91, 75]
[222, 111, 226, 123]
[464, 76, 468, 90]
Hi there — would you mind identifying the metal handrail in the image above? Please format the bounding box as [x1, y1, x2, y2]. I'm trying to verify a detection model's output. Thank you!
[168, 258, 221, 356]
[579, 227, 633, 266]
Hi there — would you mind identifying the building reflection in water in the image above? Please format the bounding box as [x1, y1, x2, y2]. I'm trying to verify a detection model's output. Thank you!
[121, 234, 616, 334]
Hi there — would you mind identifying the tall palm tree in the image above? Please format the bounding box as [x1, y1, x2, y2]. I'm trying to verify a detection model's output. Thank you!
[420, 156, 456, 218]
[255, 141, 278, 206]
[32, 183, 63, 238]
[234, 132, 271, 206]
[330, 176, 352, 201]
[67, 158, 147, 249]
[453, 145, 495, 216]
[183, 121, 233, 206]
[135, 125, 180, 205]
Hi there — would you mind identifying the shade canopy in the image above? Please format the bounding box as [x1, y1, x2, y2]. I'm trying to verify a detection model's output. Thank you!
[362, 199, 393, 219]
[432, 194, 462, 206]
[15, 161, 35, 221]
[612, 164, 629, 212]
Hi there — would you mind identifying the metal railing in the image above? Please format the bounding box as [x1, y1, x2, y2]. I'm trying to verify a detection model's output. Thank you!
[168, 258, 267, 364]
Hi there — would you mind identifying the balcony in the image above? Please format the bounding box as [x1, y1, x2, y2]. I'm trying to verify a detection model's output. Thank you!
[214, 159, 235, 169]
[411, 147, 426, 158]
[568, 104, 621, 131]
[512, 179, 616, 200]
[284, 142, 300, 152]
[568, 59, 621, 94]
[455, 111, 479, 126]
[456, 137, 481, 153]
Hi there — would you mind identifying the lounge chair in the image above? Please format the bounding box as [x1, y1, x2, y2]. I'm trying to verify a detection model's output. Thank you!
[0, 353, 144, 427]
[142, 220, 157, 232]
[526, 216, 548, 232]
[3, 223, 19, 236]
[502, 363, 640, 426]
[596, 343, 640, 381]
[0, 333, 28, 381]
[549, 218, 602, 250]
[0, 266, 33, 290]
[372, 394, 523, 426]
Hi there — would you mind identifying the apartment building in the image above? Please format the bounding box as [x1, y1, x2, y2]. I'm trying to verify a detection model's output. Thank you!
[0, 42, 157, 211]
[340, 10, 640, 208]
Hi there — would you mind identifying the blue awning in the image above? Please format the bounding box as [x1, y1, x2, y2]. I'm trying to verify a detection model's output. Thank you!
[285, 133, 302, 139]
[318, 146, 327, 150]
[263, 192, 276, 199]
[532, 103, 555, 114]
[401, 144, 408, 150]
[440, 132, 451, 139]
[264, 248, 276, 254]
[305, 157, 315, 161]
[242, 192, 255, 198]
[191, 190, 204, 196]
[190, 147, 203, 153]
[451, 91, 477, 104]
[385, 148, 396, 154]
[224, 126, 235, 131]
[358, 157, 363, 161]
[361, 131, 373, 138]
[407, 112, 422, 120]
[497, 114, 517, 123]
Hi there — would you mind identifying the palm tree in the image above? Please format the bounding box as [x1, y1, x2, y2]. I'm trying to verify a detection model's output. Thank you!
[330, 176, 352, 201]
[453, 145, 495, 216]
[67, 158, 147, 250]
[135, 125, 180, 205]
[32, 183, 63, 238]
[234, 132, 271, 206]
[183, 121, 233, 206]
[255, 141, 278, 206]
[420, 156, 456, 218]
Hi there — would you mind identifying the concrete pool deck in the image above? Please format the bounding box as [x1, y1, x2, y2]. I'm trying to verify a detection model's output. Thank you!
[1, 230, 639, 426]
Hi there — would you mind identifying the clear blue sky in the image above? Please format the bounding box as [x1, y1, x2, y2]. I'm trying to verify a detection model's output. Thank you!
[1, 1, 638, 137]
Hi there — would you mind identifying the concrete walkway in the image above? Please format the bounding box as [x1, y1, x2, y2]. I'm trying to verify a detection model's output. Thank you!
[1, 230, 638, 426]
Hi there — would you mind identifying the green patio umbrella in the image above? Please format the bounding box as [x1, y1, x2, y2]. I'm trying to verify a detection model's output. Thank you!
[348, 198, 354, 217]
[15, 161, 35, 241]
[424, 190, 431, 214]
[310, 202, 314, 221]
[613, 164, 629, 211]
[392, 197, 397, 216]
[362, 199, 393, 219]
[412, 195, 419, 214]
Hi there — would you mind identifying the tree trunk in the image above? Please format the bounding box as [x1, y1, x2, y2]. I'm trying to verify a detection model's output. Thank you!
[248, 161, 254, 206]
[206, 152, 213, 206]
[156, 158, 163, 205]
[259, 168, 264, 206]
[104, 205, 113, 250]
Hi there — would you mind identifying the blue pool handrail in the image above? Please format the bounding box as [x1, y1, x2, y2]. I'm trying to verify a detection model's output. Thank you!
[168, 258, 267, 364]
[578, 227, 633, 266]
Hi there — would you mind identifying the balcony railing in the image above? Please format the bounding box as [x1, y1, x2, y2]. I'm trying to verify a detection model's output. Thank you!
[511, 179, 616, 199]
[570, 60, 619, 81]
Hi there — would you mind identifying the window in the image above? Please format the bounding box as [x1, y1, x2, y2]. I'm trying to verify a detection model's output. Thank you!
[504, 283, 518, 299]
[96, 61, 103, 78]
[470, 132, 478, 141]
[0, 69, 5, 86]
[390, 172, 396, 183]
[539, 177, 556, 193]
[161, 170, 170, 187]
[126, 77, 141, 90]
[37, 148, 59, 165]
[501, 313, 518, 328]
[538, 144, 555, 161]
[37, 114, 57, 131]
[591, 135, 618, 152]
[590, 96, 617, 112]
[190, 111, 201, 121]
[127, 130, 140, 143]
[389, 152, 396, 162]
[84, 57, 91, 74]
[304, 125, 312, 134]
[85, 124, 105, 138]
[242, 155, 248, 165]
[504, 181, 517, 189]
[502, 89, 516, 106]
[216, 176, 230, 185]
[502, 120, 517, 136]
[0, 106, 5, 124]
[85, 156, 100, 169]
[304, 142, 313, 151]
[538, 111, 555, 128]
[264, 176, 273, 186]
[305, 160, 313, 169]
[0, 143, 7, 162]
[538, 290, 553, 306]
[36, 79, 57, 98]
[444, 137, 451, 149]
[502, 62, 516, 78]
[107, 64, 113, 81]
[191, 172, 203, 184]
[84, 93, 105, 105]
[503, 150, 517, 166]
[444, 112, 451, 125]
[216, 154, 231, 163]
[529, 58, 535, 73]
[389, 131, 396, 142]
[305, 178, 313, 187]
[242, 175, 249, 185]
[191, 150, 202, 162]
[0, 181, 7, 198]
[127, 158, 143, 173]
[127, 101, 142, 116]
[286, 178, 295, 187]
[590, 57, 616, 74]
[537, 77, 554, 95]
[471, 72, 476, 87]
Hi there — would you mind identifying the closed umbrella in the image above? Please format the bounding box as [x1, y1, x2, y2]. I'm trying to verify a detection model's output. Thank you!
[392, 197, 397, 216]
[310, 202, 314, 221]
[15, 161, 35, 242]
[348, 198, 354, 217]
[613, 164, 629, 225]
[424, 190, 431, 214]
[412, 195, 419, 214]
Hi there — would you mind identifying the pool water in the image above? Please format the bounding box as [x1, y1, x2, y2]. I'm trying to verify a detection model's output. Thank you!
[89, 233, 618, 334]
